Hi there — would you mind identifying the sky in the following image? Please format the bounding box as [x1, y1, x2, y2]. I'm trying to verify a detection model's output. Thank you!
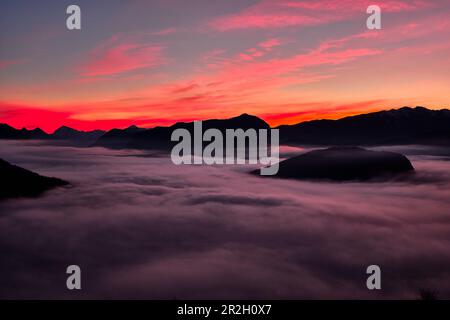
[0, 0, 450, 132]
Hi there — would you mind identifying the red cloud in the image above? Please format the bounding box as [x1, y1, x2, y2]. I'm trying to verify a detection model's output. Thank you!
[81, 36, 165, 77]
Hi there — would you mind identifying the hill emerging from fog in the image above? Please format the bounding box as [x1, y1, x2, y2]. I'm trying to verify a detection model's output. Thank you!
[254, 147, 414, 182]
[0, 158, 68, 199]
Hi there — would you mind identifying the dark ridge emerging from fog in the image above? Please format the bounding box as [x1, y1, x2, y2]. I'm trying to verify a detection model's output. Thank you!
[0, 123, 105, 143]
[2, 107, 450, 148]
[0, 158, 68, 199]
[93, 113, 269, 150]
[90, 106, 450, 150]
[128, 113, 269, 150]
[278, 106, 450, 146]
[254, 147, 414, 181]
[93, 125, 146, 149]
[52, 126, 105, 141]
[0, 123, 49, 140]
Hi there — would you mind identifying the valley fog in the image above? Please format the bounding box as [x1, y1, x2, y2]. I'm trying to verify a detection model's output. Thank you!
[1, 140, 450, 299]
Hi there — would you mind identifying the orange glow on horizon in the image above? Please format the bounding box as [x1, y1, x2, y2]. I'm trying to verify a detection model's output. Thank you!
[1, 1, 450, 132]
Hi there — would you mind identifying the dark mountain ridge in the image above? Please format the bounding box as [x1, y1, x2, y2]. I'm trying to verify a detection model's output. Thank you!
[278, 106, 450, 146]
[127, 113, 270, 150]
[0, 123, 50, 140]
[52, 126, 105, 141]
[2, 106, 450, 148]
[93, 125, 146, 149]
[0, 124, 105, 144]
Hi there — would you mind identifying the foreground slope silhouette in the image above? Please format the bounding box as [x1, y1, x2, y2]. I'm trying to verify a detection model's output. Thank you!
[0, 158, 68, 199]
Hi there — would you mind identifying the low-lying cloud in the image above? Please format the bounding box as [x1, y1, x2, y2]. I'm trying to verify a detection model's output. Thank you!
[1, 141, 450, 299]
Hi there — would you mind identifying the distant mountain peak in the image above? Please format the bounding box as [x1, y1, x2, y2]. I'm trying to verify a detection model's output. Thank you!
[126, 125, 141, 130]
[50, 126, 105, 144]
[234, 113, 258, 120]
[54, 126, 77, 134]
[59, 125, 74, 130]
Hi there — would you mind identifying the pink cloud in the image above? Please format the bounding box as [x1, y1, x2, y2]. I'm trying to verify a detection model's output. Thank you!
[152, 27, 177, 36]
[239, 53, 255, 61]
[139, 35, 382, 119]
[314, 13, 450, 53]
[216, 48, 382, 84]
[248, 49, 265, 57]
[210, 13, 320, 31]
[282, 0, 429, 12]
[167, 82, 199, 94]
[259, 38, 282, 50]
[201, 49, 229, 69]
[202, 49, 226, 62]
[81, 36, 165, 77]
[209, 0, 431, 31]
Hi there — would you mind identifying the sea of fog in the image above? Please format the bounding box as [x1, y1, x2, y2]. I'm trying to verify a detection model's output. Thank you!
[1, 140, 450, 299]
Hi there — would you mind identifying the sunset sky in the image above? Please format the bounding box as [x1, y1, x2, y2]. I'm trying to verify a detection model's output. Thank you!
[1, 0, 449, 132]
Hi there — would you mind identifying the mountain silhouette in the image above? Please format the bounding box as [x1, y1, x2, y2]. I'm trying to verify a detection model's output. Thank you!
[0, 124, 104, 144]
[127, 113, 270, 150]
[0, 158, 68, 199]
[278, 106, 450, 146]
[3, 107, 450, 148]
[93, 125, 146, 149]
[254, 146, 414, 181]
[0, 123, 50, 140]
[52, 126, 105, 141]
[99, 107, 450, 150]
